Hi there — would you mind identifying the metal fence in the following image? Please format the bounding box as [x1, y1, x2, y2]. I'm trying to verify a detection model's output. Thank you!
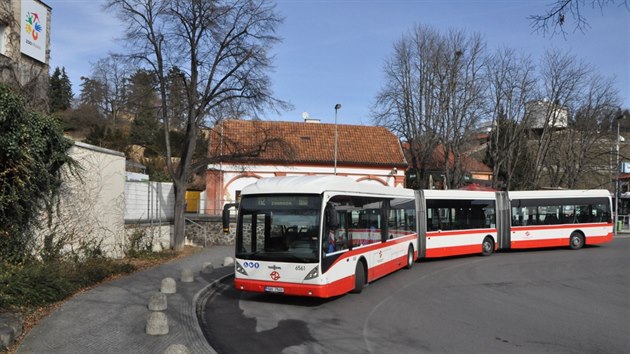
[125, 181, 175, 223]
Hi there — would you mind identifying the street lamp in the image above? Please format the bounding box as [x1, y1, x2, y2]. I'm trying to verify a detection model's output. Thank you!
[334, 104, 341, 175]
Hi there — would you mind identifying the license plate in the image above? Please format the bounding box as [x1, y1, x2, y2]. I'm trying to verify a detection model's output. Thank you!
[264, 286, 284, 293]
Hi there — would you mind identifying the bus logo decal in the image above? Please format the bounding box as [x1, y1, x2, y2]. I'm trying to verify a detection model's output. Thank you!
[270, 271, 281, 281]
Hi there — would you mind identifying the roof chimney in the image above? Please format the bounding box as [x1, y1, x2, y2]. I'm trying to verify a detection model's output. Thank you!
[302, 111, 320, 123]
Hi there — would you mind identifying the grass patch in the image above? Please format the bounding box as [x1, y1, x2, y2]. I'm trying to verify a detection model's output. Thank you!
[0, 246, 202, 353]
[0, 259, 135, 312]
[0, 246, 200, 312]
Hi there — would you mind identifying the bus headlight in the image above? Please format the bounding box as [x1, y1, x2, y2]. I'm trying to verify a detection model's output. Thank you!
[303, 266, 319, 280]
[235, 261, 248, 276]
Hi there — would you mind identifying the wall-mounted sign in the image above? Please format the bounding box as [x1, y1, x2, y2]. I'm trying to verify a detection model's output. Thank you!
[20, 0, 48, 63]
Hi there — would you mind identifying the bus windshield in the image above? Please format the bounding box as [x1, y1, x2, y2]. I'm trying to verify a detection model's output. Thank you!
[236, 194, 322, 263]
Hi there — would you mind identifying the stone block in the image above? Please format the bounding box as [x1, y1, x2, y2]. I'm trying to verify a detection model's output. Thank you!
[201, 262, 214, 274]
[180, 268, 194, 283]
[164, 343, 190, 354]
[148, 292, 168, 311]
[146, 312, 169, 336]
[223, 257, 234, 267]
[0, 313, 22, 338]
[161, 277, 176, 294]
[0, 326, 15, 351]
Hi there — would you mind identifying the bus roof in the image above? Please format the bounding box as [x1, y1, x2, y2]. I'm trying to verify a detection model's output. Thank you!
[240, 176, 415, 198]
[423, 189, 496, 200]
[509, 189, 611, 200]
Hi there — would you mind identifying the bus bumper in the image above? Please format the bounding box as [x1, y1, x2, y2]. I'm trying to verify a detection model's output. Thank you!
[234, 277, 353, 298]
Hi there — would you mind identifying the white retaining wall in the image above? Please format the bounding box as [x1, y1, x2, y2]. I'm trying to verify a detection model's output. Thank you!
[37, 142, 127, 258]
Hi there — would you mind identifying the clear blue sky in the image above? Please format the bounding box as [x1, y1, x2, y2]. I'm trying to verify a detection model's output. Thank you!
[48, 0, 629, 126]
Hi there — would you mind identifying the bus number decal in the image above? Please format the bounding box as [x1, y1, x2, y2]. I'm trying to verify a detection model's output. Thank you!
[243, 261, 260, 269]
[295, 265, 306, 271]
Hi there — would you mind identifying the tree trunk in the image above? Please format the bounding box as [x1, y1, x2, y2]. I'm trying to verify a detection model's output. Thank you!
[172, 179, 187, 251]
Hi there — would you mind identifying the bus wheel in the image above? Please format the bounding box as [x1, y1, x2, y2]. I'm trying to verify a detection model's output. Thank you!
[569, 232, 584, 250]
[351, 262, 366, 294]
[405, 245, 414, 269]
[481, 237, 494, 256]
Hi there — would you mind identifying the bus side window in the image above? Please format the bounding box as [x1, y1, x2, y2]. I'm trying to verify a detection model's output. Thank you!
[577, 205, 590, 223]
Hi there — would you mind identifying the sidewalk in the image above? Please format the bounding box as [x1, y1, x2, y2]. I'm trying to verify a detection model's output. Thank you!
[16, 245, 234, 354]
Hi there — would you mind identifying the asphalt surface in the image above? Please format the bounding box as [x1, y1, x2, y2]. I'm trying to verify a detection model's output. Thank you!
[16, 245, 234, 354]
[200, 237, 630, 353]
[13, 237, 630, 354]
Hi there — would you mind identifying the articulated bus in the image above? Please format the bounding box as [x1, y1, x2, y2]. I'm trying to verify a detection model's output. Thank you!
[223, 176, 613, 298]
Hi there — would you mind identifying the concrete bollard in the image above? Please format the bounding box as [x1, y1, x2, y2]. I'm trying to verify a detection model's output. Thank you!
[223, 257, 234, 267]
[146, 312, 168, 335]
[148, 292, 167, 311]
[164, 344, 190, 354]
[0, 312, 22, 350]
[161, 277, 176, 294]
[201, 262, 214, 274]
[181, 268, 194, 283]
[0, 326, 15, 351]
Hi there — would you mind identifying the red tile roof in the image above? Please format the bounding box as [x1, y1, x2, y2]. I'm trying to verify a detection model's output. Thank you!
[404, 143, 491, 173]
[209, 120, 407, 168]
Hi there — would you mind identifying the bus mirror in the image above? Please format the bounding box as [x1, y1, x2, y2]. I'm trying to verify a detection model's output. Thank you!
[222, 203, 238, 233]
[325, 203, 339, 228]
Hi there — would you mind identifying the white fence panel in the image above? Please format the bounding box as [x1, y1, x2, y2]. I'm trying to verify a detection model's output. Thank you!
[125, 181, 175, 222]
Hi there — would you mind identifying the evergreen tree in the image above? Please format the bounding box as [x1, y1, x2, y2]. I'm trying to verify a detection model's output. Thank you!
[60, 68, 73, 109]
[79, 76, 106, 111]
[165, 67, 188, 129]
[48, 66, 73, 113]
[128, 70, 160, 153]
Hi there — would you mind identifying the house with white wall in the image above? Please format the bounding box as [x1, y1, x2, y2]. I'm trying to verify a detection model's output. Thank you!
[203, 119, 408, 214]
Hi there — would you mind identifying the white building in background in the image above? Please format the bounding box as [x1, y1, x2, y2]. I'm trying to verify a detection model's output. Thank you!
[204, 119, 409, 215]
[526, 100, 569, 130]
[0, 0, 51, 109]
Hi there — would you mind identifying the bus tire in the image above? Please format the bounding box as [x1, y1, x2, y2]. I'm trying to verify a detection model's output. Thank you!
[481, 236, 494, 256]
[405, 245, 414, 269]
[569, 232, 584, 250]
[351, 261, 366, 294]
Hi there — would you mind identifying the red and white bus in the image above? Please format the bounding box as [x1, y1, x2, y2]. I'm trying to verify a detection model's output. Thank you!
[414, 189, 613, 259]
[223, 176, 613, 298]
[506, 190, 613, 250]
[225, 176, 417, 298]
[417, 190, 498, 258]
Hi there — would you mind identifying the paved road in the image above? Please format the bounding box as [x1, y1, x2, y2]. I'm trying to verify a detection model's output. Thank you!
[200, 238, 630, 353]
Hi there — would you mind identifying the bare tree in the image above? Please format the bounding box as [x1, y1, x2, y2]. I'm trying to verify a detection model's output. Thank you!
[373, 25, 486, 189]
[90, 56, 132, 127]
[438, 30, 487, 188]
[107, 0, 288, 251]
[529, 0, 629, 36]
[526, 50, 593, 188]
[485, 47, 537, 190]
[545, 73, 620, 188]
[373, 25, 441, 188]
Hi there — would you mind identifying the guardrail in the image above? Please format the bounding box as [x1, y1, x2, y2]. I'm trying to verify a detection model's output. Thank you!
[185, 218, 208, 247]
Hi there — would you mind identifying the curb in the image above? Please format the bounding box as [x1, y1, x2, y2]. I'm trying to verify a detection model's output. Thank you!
[194, 271, 235, 354]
